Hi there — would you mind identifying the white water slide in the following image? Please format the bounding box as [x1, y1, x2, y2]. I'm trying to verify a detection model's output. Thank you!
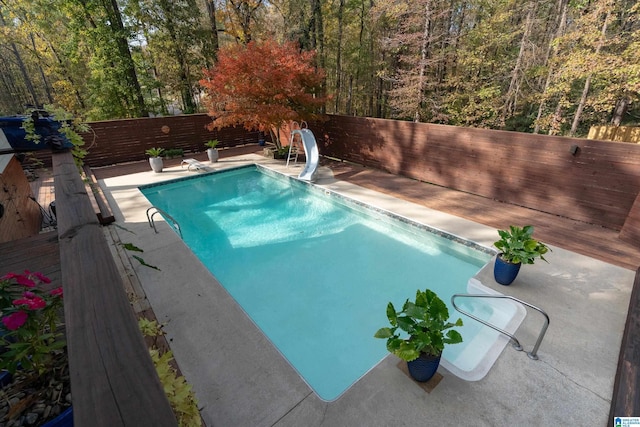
[290, 128, 319, 182]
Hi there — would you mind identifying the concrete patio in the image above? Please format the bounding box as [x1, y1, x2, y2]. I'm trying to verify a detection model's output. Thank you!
[97, 153, 633, 426]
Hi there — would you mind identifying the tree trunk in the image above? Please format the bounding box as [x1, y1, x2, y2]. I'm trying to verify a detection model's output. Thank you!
[334, 0, 344, 113]
[30, 33, 54, 105]
[346, 75, 353, 116]
[534, 0, 568, 133]
[313, 0, 326, 114]
[103, 0, 147, 117]
[569, 9, 610, 136]
[0, 64, 23, 113]
[611, 96, 630, 126]
[414, 0, 431, 123]
[45, 40, 86, 111]
[205, 0, 220, 64]
[159, 0, 196, 114]
[501, 1, 536, 124]
[0, 11, 39, 108]
[228, 0, 263, 44]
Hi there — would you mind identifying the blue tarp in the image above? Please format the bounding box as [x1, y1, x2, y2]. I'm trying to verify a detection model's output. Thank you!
[0, 115, 74, 151]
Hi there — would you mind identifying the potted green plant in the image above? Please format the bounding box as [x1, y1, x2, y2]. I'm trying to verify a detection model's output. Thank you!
[205, 139, 219, 163]
[274, 146, 289, 160]
[374, 288, 463, 382]
[163, 148, 184, 159]
[493, 225, 549, 285]
[146, 147, 165, 173]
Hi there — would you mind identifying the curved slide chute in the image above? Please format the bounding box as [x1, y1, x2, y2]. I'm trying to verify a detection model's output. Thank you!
[292, 128, 319, 182]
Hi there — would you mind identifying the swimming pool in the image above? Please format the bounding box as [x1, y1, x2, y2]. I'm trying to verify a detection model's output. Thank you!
[140, 165, 525, 400]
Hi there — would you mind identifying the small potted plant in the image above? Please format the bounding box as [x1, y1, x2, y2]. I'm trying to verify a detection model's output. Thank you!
[205, 139, 220, 163]
[145, 147, 165, 173]
[274, 146, 289, 160]
[374, 288, 463, 382]
[493, 225, 549, 285]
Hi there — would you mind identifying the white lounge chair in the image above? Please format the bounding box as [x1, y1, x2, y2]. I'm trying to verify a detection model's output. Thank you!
[181, 158, 207, 171]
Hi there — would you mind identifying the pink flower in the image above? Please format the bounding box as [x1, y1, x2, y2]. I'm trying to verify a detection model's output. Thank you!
[15, 275, 36, 288]
[2, 311, 28, 330]
[13, 296, 47, 310]
[23, 291, 36, 299]
[49, 287, 63, 298]
[31, 272, 51, 284]
[1, 273, 20, 281]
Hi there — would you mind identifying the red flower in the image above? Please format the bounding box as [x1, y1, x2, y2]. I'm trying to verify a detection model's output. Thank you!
[1, 273, 19, 281]
[2, 311, 28, 330]
[31, 272, 51, 284]
[49, 287, 63, 298]
[13, 295, 47, 310]
[15, 275, 36, 288]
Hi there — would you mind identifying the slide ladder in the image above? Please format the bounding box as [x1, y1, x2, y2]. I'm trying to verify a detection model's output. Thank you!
[285, 131, 300, 166]
[285, 121, 319, 182]
[291, 128, 319, 182]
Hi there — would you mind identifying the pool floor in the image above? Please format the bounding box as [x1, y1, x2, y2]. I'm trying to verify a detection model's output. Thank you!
[140, 166, 523, 399]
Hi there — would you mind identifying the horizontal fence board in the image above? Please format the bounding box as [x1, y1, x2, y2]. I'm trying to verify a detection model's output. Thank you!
[30, 114, 261, 168]
[312, 115, 640, 230]
[24, 114, 640, 232]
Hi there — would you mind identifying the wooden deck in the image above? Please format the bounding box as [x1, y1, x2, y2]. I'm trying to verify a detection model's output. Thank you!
[322, 160, 640, 271]
[0, 231, 60, 283]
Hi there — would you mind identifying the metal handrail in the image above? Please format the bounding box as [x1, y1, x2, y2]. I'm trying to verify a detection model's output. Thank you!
[451, 293, 550, 360]
[146, 206, 182, 239]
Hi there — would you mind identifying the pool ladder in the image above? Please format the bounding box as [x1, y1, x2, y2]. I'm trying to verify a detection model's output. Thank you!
[286, 121, 306, 167]
[146, 206, 183, 239]
[451, 294, 550, 360]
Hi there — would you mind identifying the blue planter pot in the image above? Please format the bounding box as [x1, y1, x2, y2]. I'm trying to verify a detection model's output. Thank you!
[407, 353, 441, 382]
[42, 406, 73, 427]
[0, 370, 11, 388]
[494, 254, 522, 285]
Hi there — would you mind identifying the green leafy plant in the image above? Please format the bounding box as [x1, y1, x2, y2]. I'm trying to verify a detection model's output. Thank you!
[0, 271, 65, 375]
[22, 106, 90, 166]
[205, 139, 219, 149]
[139, 319, 201, 427]
[493, 225, 549, 264]
[164, 148, 184, 158]
[146, 147, 165, 157]
[121, 243, 161, 271]
[374, 289, 463, 361]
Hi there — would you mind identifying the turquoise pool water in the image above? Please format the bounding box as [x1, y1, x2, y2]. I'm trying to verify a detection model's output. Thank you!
[140, 166, 504, 400]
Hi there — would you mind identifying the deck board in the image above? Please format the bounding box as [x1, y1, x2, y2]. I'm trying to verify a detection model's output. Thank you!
[0, 231, 61, 286]
[324, 160, 640, 271]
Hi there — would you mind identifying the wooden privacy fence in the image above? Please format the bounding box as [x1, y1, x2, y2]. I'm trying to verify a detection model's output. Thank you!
[32, 114, 261, 168]
[310, 115, 640, 236]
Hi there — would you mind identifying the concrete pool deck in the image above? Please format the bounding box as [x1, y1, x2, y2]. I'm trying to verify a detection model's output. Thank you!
[98, 154, 633, 426]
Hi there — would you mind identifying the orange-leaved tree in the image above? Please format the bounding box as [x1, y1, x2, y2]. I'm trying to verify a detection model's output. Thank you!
[199, 39, 326, 149]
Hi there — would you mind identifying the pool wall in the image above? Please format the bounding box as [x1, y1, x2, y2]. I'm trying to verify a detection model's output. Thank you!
[140, 164, 526, 389]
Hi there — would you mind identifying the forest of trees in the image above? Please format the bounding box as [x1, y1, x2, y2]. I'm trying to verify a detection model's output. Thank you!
[0, 0, 638, 137]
